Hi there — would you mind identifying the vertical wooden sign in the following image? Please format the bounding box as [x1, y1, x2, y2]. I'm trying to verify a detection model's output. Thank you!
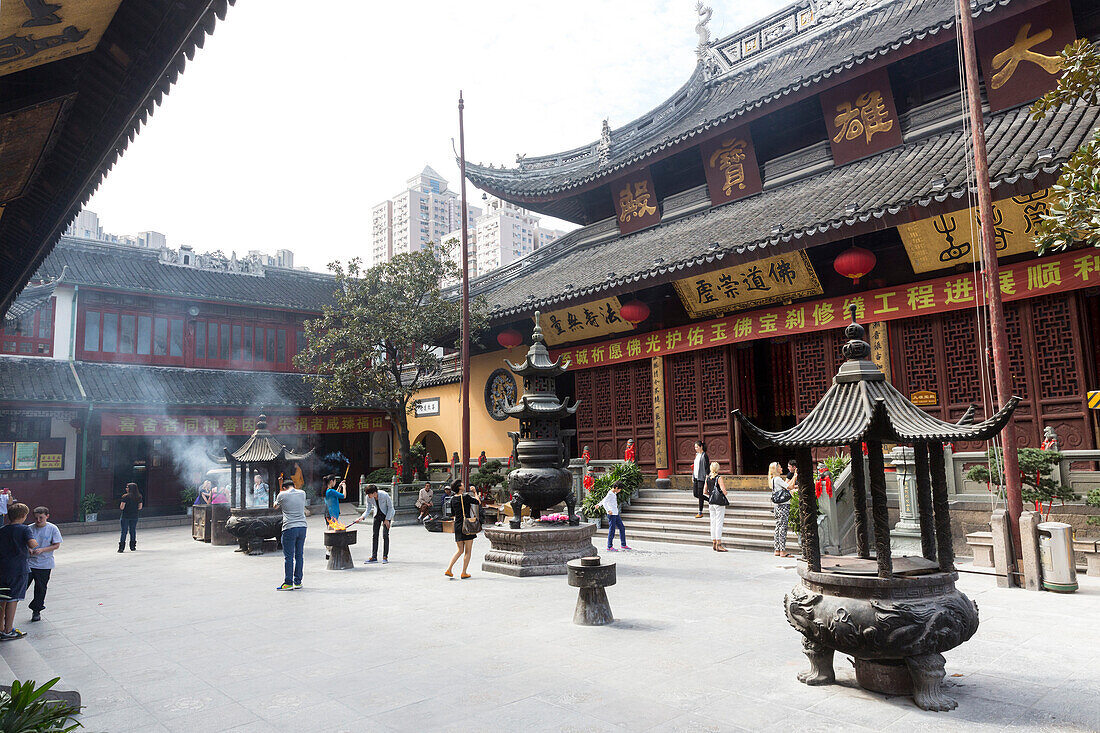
[819, 67, 903, 166]
[699, 127, 763, 206]
[651, 356, 668, 470]
[612, 167, 662, 235]
[868, 322, 891, 382]
[976, 0, 1077, 113]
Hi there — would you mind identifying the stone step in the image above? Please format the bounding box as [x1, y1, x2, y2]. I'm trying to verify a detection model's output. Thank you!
[625, 504, 776, 520]
[624, 518, 798, 544]
[625, 528, 799, 551]
[625, 513, 778, 531]
[0, 639, 81, 708]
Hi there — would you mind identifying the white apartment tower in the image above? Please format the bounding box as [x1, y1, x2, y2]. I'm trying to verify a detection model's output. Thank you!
[474, 196, 543, 274]
[371, 166, 481, 266]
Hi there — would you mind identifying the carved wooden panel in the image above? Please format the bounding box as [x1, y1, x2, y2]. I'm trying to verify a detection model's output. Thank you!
[572, 361, 656, 472]
[792, 331, 844, 418]
[734, 346, 757, 419]
[771, 341, 795, 417]
[668, 348, 734, 473]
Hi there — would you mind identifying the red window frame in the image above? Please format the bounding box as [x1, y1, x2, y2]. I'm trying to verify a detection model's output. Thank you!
[0, 298, 55, 357]
[77, 307, 186, 366]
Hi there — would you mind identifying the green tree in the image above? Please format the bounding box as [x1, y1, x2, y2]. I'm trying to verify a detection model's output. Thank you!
[293, 242, 485, 466]
[966, 447, 1078, 519]
[1030, 39, 1100, 253]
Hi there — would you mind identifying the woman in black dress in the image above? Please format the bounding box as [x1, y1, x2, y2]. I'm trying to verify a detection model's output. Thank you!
[445, 481, 480, 579]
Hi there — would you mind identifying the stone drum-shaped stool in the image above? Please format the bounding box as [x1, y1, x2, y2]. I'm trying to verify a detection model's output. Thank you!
[567, 556, 616, 626]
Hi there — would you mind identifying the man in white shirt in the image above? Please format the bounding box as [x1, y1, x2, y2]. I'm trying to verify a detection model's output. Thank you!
[692, 441, 710, 519]
[351, 485, 395, 564]
[27, 506, 62, 622]
[600, 482, 630, 552]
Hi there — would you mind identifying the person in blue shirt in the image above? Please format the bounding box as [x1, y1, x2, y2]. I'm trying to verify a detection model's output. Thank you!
[322, 475, 345, 523]
[0, 503, 37, 640]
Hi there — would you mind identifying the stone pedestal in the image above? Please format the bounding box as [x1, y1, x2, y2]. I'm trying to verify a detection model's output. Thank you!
[889, 447, 923, 555]
[483, 523, 597, 577]
[324, 530, 357, 570]
[567, 556, 616, 625]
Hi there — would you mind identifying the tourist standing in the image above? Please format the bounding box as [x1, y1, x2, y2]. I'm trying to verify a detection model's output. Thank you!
[353, 485, 394, 564]
[445, 481, 480, 578]
[0, 489, 15, 524]
[601, 481, 630, 551]
[118, 483, 142, 553]
[692, 440, 710, 519]
[322, 475, 345, 522]
[250, 474, 269, 508]
[195, 480, 213, 505]
[415, 482, 434, 522]
[0, 503, 37, 640]
[705, 462, 729, 552]
[27, 507, 61, 623]
[275, 478, 307, 590]
[449, 451, 460, 481]
[769, 462, 795, 557]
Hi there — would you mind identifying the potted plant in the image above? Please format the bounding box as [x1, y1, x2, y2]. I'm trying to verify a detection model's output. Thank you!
[80, 493, 105, 522]
[581, 462, 643, 527]
[180, 487, 199, 516]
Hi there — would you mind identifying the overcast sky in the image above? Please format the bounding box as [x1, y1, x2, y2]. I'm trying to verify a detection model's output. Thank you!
[85, 0, 790, 272]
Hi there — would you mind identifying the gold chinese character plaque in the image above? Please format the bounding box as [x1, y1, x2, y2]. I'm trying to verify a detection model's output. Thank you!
[673, 250, 822, 319]
[538, 296, 636, 347]
[818, 67, 903, 166]
[611, 168, 662, 235]
[700, 127, 763, 206]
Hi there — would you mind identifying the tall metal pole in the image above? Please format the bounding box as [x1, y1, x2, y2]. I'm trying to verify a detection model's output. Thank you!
[956, 0, 1024, 558]
[458, 91, 472, 488]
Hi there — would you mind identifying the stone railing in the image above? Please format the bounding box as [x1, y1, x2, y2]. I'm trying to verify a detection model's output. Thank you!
[567, 459, 626, 505]
[948, 449, 1100, 500]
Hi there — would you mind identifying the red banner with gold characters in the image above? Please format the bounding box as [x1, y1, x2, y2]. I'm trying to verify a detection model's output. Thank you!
[819, 66, 903, 166]
[700, 127, 763, 206]
[977, 0, 1077, 113]
[611, 167, 661, 235]
[99, 412, 389, 437]
[552, 249, 1099, 370]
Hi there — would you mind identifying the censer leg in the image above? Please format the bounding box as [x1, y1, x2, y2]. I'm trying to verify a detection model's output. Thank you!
[906, 653, 957, 712]
[797, 636, 835, 686]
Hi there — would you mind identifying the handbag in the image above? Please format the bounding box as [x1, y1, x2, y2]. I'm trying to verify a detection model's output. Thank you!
[770, 478, 792, 504]
[460, 497, 482, 535]
[707, 477, 729, 506]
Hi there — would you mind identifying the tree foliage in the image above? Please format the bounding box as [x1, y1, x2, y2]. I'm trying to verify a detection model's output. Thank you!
[966, 447, 1078, 519]
[1030, 39, 1100, 253]
[293, 242, 486, 461]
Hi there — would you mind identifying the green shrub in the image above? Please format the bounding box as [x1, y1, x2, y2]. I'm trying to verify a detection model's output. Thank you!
[470, 459, 506, 490]
[79, 494, 104, 516]
[179, 487, 199, 507]
[365, 468, 396, 484]
[966, 447, 1077, 519]
[581, 462, 643, 518]
[0, 678, 81, 732]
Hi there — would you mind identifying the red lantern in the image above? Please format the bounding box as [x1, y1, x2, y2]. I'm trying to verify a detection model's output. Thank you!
[834, 246, 876, 285]
[497, 328, 522, 349]
[619, 299, 650, 324]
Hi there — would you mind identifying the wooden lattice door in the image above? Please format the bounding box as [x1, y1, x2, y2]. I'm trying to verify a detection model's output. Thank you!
[572, 361, 655, 472]
[667, 347, 735, 474]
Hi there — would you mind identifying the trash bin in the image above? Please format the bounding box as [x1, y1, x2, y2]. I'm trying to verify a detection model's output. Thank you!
[1037, 522, 1078, 593]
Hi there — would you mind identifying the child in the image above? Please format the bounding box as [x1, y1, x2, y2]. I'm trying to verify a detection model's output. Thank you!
[0, 503, 37, 640]
[600, 481, 630, 552]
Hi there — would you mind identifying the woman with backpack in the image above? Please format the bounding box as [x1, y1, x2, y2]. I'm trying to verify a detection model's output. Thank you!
[769, 462, 795, 557]
[705, 461, 729, 552]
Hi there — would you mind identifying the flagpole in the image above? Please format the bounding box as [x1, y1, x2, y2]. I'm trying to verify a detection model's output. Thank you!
[458, 91, 472, 489]
[956, 0, 1023, 561]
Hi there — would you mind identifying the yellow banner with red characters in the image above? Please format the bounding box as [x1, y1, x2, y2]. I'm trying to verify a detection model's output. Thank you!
[553, 249, 1098, 370]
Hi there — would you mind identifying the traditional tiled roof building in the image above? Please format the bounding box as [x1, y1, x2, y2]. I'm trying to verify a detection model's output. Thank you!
[0, 239, 390, 521]
[406, 0, 1100, 483]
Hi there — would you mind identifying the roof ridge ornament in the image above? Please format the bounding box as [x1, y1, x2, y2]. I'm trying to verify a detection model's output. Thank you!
[695, 1, 713, 59]
[531, 310, 545, 344]
[835, 304, 883, 383]
[596, 120, 611, 166]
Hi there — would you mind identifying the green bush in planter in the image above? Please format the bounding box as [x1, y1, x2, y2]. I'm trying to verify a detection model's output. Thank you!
[581, 462, 643, 518]
[79, 493, 105, 517]
[365, 467, 396, 484]
[180, 487, 199, 507]
[0, 678, 81, 732]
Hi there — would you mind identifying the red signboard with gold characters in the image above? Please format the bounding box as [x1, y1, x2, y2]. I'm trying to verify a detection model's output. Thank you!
[611, 167, 661, 235]
[99, 413, 389, 437]
[699, 127, 763, 206]
[818, 67, 903, 167]
[976, 0, 1077, 113]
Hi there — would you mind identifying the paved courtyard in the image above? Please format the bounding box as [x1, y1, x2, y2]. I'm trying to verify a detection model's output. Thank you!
[5, 516, 1100, 732]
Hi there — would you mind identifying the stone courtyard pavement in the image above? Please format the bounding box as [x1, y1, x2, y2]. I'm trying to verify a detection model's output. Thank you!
[4, 516, 1100, 732]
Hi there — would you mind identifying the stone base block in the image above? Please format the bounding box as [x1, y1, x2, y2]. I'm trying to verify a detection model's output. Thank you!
[482, 523, 597, 577]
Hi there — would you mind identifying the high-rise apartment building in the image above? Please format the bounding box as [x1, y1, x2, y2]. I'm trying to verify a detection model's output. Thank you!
[474, 196, 546, 275]
[371, 166, 481, 266]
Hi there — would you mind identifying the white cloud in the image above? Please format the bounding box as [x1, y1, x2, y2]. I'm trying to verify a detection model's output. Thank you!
[85, 0, 791, 271]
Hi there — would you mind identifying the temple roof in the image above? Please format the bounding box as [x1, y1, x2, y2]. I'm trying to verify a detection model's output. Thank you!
[33, 239, 337, 312]
[229, 415, 313, 463]
[464, 0, 1017, 202]
[733, 317, 1019, 447]
[467, 101, 1096, 321]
